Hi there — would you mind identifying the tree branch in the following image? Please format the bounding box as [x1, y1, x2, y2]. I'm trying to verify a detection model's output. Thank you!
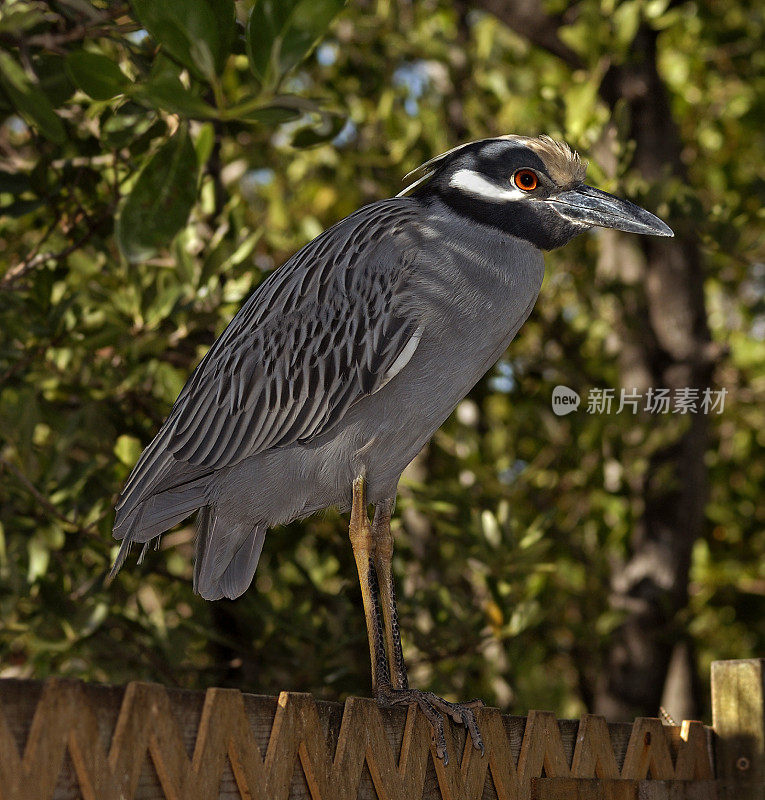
[0, 456, 111, 536]
[0, 209, 112, 290]
[1, 457, 75, 528]
[0, 5, 135, 54]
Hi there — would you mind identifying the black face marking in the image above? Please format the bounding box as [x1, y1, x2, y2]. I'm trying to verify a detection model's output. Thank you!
[461, 140, 552, 190]
[414, 140, 587, 250]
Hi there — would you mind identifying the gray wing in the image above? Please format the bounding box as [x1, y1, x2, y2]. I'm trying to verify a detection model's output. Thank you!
[116, 199, 423, 514]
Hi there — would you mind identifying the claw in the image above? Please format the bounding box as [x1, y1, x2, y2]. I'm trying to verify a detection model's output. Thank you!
[437, 736, 448, 765]
[420, 694, 450, 764]
[462, 708, 484, 755]
[376, 687, 485, 764]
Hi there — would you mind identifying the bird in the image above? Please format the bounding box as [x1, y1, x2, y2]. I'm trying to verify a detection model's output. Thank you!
[110, 134, 673, 762]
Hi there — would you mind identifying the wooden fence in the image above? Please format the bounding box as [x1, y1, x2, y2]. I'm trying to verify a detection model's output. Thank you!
[0, 659, 761, 800]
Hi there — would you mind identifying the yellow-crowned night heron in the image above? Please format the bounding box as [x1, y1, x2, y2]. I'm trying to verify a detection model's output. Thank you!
[111, 135, 672, 761]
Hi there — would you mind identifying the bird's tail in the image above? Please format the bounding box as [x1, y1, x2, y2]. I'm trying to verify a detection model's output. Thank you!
[193, 507, 266, 600]
[109, 474, 210, 579]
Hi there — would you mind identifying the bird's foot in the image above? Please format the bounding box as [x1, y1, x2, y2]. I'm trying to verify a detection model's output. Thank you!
[375, 685, 484, 764]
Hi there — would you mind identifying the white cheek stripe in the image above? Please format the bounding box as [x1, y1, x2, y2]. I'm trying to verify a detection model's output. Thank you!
[448, 169, 528, 201]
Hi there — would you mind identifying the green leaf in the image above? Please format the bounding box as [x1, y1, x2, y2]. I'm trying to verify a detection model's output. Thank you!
[194, 122, 215, 167]
[290, 113, 345, 147]
[65, 51, 129, 100]
[612, 1, 642, 49]
[0, 52, 65, 143]
[246, 0, 345, 87]
[131, 71, 218, 119]
[0, 7, 48, 35]
[223, 93, 325, 122]
[233, 103, 302, 123]
[206, 0, 237, 72]
[115, 126, 200, 263]
[114, 434, 142, 467]
[101, 105, 161, 149]
[27, 536, 50, 583]
[129, 119, 171, 157]
[33, 54, 76, 106]
[132, 0, 231, 79]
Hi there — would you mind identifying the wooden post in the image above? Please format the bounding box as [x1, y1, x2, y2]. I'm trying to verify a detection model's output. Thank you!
[711, 658, 765, 800]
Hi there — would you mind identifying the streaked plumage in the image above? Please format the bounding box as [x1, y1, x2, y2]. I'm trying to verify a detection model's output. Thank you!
[113, 196, 544, 598]
[111, 135, 672, 756]
[113, 133, 672, 599]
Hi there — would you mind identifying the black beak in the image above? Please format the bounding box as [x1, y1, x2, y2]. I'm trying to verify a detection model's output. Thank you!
[546, 184, 674, 237]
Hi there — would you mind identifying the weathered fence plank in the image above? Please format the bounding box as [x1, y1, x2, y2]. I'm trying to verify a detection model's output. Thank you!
[711, 658, 765, 800]
[531, 778, 718, 799]
[0, 677, 719, 800]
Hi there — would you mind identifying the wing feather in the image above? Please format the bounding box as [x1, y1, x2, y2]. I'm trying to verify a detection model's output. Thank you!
[116, 200, 424, 521]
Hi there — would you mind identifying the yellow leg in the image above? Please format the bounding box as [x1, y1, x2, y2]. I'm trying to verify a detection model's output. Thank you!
[369, 495, 485, 765]
[348, 475, 389, 692]
[371, 498, 408, 690]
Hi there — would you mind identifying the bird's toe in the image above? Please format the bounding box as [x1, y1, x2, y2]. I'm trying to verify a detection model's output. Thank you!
[427, 694, 484, 755]
[375, 686, 485, 763]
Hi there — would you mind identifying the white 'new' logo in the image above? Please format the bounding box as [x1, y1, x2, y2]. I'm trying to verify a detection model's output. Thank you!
[551, 385, 580, 415]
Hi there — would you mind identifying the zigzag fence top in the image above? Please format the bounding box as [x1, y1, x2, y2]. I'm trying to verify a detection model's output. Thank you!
[0, 672, 737, 800]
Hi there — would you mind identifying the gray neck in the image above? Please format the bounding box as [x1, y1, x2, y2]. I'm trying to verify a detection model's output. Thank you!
[412, 197, 546, 353]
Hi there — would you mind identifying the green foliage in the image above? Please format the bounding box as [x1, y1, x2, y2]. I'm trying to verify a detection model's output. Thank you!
[0, 0, 762, 719]
[65, 51, 130, 100]
[0, 50, 65, 142]
[115, 126, 199, 262]
[131, 0, 235, 79]
[246, 0, 347, 89]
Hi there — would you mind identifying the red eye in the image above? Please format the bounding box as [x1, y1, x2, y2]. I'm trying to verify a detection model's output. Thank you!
[514, 169, 538, 191]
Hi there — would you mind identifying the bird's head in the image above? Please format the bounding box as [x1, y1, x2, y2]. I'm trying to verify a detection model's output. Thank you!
[401, 135, 673, 250]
